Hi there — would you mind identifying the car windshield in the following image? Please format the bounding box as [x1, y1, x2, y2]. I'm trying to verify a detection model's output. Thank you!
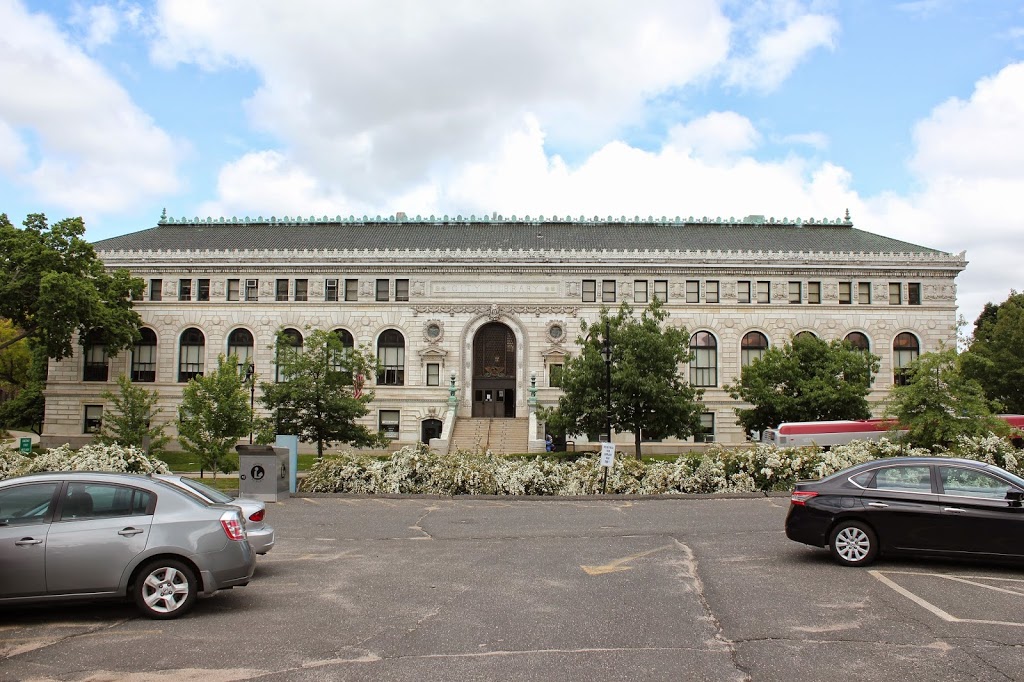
[997, 467, 1024, 489]
[176, 477, 234, 504]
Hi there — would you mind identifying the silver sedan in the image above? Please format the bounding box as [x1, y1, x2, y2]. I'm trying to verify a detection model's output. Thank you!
[154, 475, 276, 555]
[0, 471, 255, 619]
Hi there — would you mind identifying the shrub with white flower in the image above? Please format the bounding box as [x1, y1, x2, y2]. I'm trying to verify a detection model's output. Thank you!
[6, 443, 171, 478]
[0, 444, 31, 479]
[294, 432, 1024, 496]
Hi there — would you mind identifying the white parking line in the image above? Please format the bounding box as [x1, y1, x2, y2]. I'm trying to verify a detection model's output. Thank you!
[870, 570, 1024, 628]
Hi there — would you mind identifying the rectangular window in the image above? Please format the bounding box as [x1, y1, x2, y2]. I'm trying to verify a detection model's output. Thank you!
[654, 280, 669, 302]
[294, 279, 308, 301]
[227, 279, 240, 301]
[756, 281, 770, 304]
[325, 278, 339, 302]
[839, 281, 852, 304]
[178, 279, 192, 301]
[84, 405, 103, 434]
[807, 281, 821, 304]
[737, 281, 751, 304]
[704, 281, 719, 304]
[549, 363, 564, 388]
[245, 279, 259, 301]
[686, 280, 700, 303]
[197, 279, 210, 301]
[395, 279, 410, 302]
[698, 413, 715, 443]
[276, 279, 289, 302]
[788, 281, 801, 304]
[889, 282, 902, 305]
[908, 282, 922, 305]
[426, 363, 440, 386]
[857, 282, 871, 304]
[83, 344, 108, 382]
[634, 280, 648, 303]
[582, 280, 597, 303]
[345, 279, 358, 301]
[602, 280, 616, 303]
[149, 279, 162, 302]
[376, 279, 389, 302]
[379, 410, 400, 439]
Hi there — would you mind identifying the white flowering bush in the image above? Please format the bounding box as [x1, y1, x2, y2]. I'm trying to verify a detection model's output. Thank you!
[0, 444, 31, 479]
[0, 443, 171, 480]
[296, 434, 1024, 496]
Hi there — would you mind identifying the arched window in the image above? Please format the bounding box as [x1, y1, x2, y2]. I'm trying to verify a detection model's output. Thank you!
[794, 330, 817, 341]
[689, 331, 718, 387]
[377, 329, 405, 386]
[330, 328, 355, 372]
[178, 328, 205, 382]
[131, 328, 158, 382]
[740, 331, 768, 367]
[893, 332, 920, 386]
[227, 328, 254, 371]
[275, 328, 304, 382]
[82, 330, 109, 382]
[845, 331, 871, 352]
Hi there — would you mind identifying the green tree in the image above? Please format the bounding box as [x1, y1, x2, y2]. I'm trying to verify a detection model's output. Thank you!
[885, 346, 1007, 449]
[542, 301, 704, 459]
[0, 213, 144, 359]
[177, 354, 252, 476]
[99, 374, 170, 456]
[961, 291, 1024, 413]
[0, 342, 46, 435]
[726, 333, 881, 436]
[0, 319, 32, 396]
[258, 328, 386, 458]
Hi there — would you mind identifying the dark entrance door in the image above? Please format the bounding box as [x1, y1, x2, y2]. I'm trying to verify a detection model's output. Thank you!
[472, 322, 516, 418]
[421, 419, 443, 444]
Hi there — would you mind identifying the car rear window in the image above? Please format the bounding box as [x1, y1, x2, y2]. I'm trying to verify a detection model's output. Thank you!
[176, 477, 234, 504]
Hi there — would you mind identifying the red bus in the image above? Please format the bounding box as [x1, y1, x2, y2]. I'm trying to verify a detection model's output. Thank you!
[761, 415, 1024, 448]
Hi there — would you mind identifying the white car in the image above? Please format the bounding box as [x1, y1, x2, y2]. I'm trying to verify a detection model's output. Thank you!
[155, 475, 275, 555]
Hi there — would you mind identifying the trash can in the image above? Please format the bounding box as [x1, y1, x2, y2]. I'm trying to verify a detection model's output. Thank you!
[235, 445, 290, 502]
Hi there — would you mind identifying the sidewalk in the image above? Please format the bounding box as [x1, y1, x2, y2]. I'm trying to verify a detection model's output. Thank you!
[2, 429, 39, 447]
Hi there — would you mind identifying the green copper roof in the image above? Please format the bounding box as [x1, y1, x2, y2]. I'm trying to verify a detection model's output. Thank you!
[92, 212, 946, 255]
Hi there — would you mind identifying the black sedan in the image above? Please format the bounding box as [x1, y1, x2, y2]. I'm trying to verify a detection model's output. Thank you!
[785, 456, 1024, 567]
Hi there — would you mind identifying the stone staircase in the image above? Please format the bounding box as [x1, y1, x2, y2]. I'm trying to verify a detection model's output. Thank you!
[449, 418, 530, 455]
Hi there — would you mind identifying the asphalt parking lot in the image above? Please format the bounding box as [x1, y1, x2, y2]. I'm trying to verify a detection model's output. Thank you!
[2, 495, 1023, 681]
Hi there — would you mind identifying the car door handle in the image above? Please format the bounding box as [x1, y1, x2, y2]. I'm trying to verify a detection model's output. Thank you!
[943, 507, 965, 513]
[15, 538, 43, 546]
[118, 527, 145, 536]
[867, 502, 889, 508]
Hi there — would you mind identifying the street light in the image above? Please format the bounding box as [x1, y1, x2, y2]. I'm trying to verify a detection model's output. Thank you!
[245, 363, 255, 444]
[599, 319, 612, 444]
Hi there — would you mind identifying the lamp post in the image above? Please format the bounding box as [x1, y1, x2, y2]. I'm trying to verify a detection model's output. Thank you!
[245, 363, 255, 444]
[599, 319, 612, 443]
[599, 319, 613, 494]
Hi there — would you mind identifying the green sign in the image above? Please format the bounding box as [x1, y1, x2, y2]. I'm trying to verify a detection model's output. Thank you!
[19, 437, 32, 454]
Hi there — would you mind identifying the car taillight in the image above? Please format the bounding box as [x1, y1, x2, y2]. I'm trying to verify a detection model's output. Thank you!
[248, 509, 265, 523]
[790, 491, 818, 506]
[220, 512, 246, 541]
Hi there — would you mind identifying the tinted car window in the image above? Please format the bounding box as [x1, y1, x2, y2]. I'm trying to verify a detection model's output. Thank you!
[0, 483, 59, 526]
[940, 467, 1014, 499]
[62, 482, 153, 520]
[874, 466, 931, 492]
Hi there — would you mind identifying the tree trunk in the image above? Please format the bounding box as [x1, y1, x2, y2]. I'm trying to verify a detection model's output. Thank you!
[634, 430, 642, 460]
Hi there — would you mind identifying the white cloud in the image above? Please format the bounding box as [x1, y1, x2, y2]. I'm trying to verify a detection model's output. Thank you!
[70, 3, 120, 50]
[0, 120, 28, 173]
[725, 4, 839, 92]
[0, 1, 181, 214]
[151, 0, 735, 202]
[665, 111, 761, 162]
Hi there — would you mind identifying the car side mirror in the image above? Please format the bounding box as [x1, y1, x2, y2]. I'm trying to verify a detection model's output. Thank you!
[1006, 490, 1024, 507]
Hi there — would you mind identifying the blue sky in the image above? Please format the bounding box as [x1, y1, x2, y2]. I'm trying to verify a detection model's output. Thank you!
[2, 0, 1023, 327]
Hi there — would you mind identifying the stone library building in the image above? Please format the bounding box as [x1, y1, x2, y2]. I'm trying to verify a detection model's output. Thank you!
[40, 211, 966, 455]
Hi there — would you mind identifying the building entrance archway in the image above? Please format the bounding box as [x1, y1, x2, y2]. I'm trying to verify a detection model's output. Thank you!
[472, 322, 516, 418]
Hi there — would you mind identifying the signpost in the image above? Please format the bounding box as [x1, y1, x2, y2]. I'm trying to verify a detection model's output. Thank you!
[19, 438, 32, 454]
[600, 442, 615, 494]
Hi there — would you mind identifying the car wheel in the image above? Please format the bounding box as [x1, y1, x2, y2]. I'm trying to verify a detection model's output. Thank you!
[829, 520, 878, 567]
[133, 559, 197, 619]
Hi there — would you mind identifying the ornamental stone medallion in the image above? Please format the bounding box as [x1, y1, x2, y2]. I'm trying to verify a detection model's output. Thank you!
[423, 320, 444, 344]
[546, 320, 567, 344]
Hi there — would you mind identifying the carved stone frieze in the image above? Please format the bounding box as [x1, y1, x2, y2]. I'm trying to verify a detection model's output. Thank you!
[924, 283, 955, 301]
[413, 304, 580, 317]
